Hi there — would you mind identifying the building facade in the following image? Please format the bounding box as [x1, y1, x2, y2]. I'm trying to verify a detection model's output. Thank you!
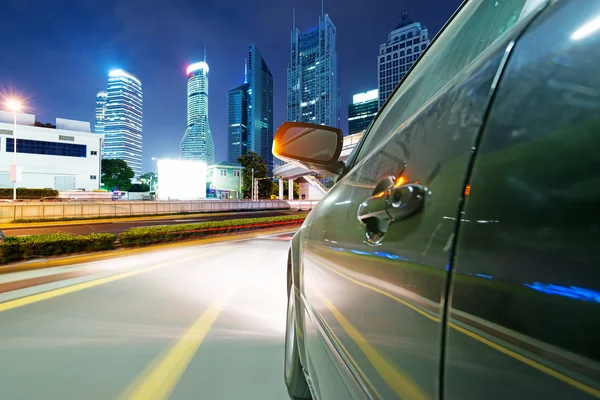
[287, 13, 340, 128]
[378, 14, 430, 108]
[0, 111, 103, 191]
[247, 44, 274, 174]
[100, 69, 143, 177]
[206, 161, 242, 199]
[227, 81, 249, 164]
[348, 89, 378, 135]
[94, 91, 107, 136]
[181, 61, 215, 165]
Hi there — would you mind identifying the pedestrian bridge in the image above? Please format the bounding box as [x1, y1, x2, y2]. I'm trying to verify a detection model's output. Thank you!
[273, 131, 363, 200]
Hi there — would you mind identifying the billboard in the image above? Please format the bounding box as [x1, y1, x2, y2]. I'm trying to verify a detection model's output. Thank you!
[157, 159, 207, 200]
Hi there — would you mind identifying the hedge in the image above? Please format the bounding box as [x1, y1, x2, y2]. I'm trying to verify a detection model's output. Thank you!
[0, 188, 59, 199]
[0, 233, 115, 263]
[118, 214, 306, 247]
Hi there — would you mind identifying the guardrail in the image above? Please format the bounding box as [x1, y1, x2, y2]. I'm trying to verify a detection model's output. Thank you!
[287, 200, 319, 211]
[0, 200, 291, 223]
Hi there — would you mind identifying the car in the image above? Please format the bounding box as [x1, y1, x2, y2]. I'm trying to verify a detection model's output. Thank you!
[273, 0, 600, 399]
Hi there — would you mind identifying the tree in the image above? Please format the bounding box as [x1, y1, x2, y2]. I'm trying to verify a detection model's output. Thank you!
[139, 172, 157, 191]
[101, 159, 134, 191]
[272, 180, 300, 198]
[238, 151, 272, 199]
[129, 183, 150, 192]
[325, 179, 335, 189]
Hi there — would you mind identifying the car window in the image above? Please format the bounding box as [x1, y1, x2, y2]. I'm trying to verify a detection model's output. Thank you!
[355, 0, 546, 163]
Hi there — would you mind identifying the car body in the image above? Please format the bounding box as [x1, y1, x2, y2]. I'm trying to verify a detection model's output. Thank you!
[274, 0, 600, 399]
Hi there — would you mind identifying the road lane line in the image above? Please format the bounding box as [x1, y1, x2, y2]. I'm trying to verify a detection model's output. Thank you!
[118, 302, 226, 400]
[312, 258, 600, 398]
[313, 288, 430, 400]
[0, 252, 214, 313]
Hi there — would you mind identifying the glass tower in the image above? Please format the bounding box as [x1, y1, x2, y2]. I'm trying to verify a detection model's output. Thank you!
[94, 91, 107, 135]
[287, 13, 340, 128]
[227, 81, 249, 164]
[247, 44, 274, 174]
[378, 13, 431, 108]
[348, 89, 379, 135]
[102, 69, 143, 177]
[181, 61, 214, 164]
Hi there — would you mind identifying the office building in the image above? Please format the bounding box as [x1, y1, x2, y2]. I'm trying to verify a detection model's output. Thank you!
[287, 12, 340, 128]
[227, 62, 249, 164]
[94, 91, 107, 135]
[0, 110, 103, 191]
[247, 44, 274, 174]
[206, 161, 243, 199]
[348, 89, 378, 135]
[181, 60, 214, 165]
[99, 69, 143, 177]
[378, 13, 430, 108]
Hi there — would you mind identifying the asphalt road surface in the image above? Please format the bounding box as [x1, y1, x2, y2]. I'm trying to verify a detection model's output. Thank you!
[3, 210, 306, 236]
[0, 229, 295, 399]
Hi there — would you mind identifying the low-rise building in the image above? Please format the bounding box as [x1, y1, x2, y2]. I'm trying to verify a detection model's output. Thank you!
[0, 111, 103, 192]
[206, 161, 242, 199]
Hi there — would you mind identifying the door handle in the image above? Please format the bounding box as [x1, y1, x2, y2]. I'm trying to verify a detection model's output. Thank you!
[357, 181, 426, 244]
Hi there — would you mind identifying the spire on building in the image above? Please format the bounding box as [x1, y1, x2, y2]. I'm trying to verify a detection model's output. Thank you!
[244, 58, 248, 84]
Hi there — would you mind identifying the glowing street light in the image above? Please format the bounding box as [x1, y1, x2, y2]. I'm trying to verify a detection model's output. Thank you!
[5, 98, 23, 201]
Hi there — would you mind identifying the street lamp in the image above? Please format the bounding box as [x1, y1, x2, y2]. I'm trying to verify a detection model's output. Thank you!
[5, 99, 22, 201]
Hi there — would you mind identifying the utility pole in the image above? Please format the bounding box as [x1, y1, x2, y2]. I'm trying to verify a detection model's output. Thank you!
[251, 168, 254, 201]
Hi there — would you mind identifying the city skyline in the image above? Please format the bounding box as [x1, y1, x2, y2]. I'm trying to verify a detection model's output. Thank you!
[1, 0, 461, 173]
[287, 12, 340, 128]
[180, 60, 215, 164]
[96, 69, 143, 177]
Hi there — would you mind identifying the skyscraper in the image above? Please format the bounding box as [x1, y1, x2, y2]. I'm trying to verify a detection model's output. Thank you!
[100, 69, 143, 177]
[378, 13, 430, 108]
[247, 44, 274, 174]
[181, 60, 214, 164]
[94, 91, 107, 135]
[348, 89, 378, 135]
[227, 77, 249, 164]
[287, 11, 340, 128]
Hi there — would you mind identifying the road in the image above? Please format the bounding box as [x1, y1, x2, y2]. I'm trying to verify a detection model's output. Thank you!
[2, 210, 306, 236]
[0, 230, 295, 399]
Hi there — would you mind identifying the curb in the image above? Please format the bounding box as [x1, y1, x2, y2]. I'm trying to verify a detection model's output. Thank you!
[0, 225, 298, 275]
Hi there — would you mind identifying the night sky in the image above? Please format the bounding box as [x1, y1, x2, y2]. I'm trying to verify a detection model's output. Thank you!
[1, 0, 461, 173]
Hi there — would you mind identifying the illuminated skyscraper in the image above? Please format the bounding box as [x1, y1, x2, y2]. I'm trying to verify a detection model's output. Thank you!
[227, 77, 249, 164]
[378, 13, 430, 108]
[94, 91, 107, 135]
[287, 11, 340, 128]
[247, 44, 274, 174]
[181, 60, 214, 164]
[101, 69, 143, 177]
[348, 89, 378, 135]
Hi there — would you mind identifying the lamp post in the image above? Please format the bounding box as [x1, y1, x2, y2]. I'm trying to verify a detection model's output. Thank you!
[5, 99, 22, 201]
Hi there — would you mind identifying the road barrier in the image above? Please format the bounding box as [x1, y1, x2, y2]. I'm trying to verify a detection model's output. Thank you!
[0, 200, 291, 223]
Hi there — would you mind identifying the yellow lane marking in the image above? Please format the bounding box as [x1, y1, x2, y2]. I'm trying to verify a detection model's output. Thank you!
[314, 258, 440, 323]
[313, 288, 430, 400]
[450, 323, 600, 398]
[0, 253, 213, 313]
[313, 259, 600, 398]
[119, 302, 226, 400]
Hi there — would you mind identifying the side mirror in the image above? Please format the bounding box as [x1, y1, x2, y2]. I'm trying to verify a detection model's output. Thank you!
[272, 122, 344, 176]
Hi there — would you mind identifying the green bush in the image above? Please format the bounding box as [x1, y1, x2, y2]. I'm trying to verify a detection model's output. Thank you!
[118, 214, 306, 247]
[0, 188, 59, 199]
[0, 233, 115, 263]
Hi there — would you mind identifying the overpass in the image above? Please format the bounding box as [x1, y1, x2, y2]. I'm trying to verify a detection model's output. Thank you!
[273, 131, 363, 200]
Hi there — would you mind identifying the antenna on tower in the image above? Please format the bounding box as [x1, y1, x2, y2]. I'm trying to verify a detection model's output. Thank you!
[244, 58, 248, 84]
[204, 42, 207, 62]
[292, 7, 296, 31]
[321, 0, 324, 18]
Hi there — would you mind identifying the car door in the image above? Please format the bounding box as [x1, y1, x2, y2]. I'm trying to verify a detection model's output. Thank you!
[445, 0, 600, 398]
[299, 0, 549, 398]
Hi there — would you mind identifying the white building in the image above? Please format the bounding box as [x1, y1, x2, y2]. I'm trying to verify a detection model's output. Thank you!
[378, 13, 431, 108]
[0, 111, 103, 191]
